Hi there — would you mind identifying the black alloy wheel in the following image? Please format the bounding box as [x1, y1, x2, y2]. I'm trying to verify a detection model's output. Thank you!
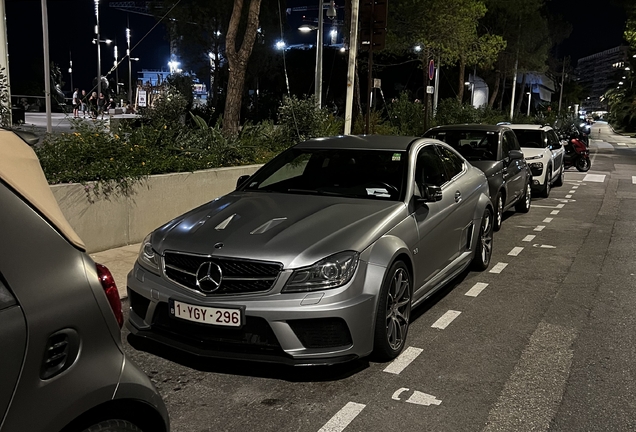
[541, 167, 552, 198]
[494, 192, 503, 232]
[472, 207, 494, 271]
[373, 261, 412, 361]
[515, 182, 531, 213]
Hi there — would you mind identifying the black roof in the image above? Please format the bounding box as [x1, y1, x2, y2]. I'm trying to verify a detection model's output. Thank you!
[426, 124, 510, 133]
[295, 135, 420, 151]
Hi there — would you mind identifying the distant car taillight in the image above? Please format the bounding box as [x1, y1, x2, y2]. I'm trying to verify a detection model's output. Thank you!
[96, 263, 123, 328]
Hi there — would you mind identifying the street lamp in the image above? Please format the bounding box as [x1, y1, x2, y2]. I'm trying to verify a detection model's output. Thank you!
[113, 45, 119, 95]
[414, 45, 422, 52]
[526, 91, 531, 116]
[299, 24, 317, 32]
[68, 51, 73, 92]
[275, 40, 286, 50]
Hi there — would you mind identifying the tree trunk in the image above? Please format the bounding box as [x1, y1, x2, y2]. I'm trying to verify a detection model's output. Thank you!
[457, 56, 466, 103]
[498, 74, 506, 111]
[514, 73, 526, 116]
[222, 0, 262, 135]
[488, 69, 501, 108]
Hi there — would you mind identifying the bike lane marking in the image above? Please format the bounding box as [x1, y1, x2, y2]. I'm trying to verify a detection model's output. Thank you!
[508, 247, 524, 256]
[465, 282, 489, 297]
[534, 226, 545, 232]
[489, 262, 508, 274]
[522, 235, 536, 242]
[318, 402, 366, 432]
[431, 310, 462, 330]
[543, 218, 553, 223]
[383, 346, 424, 375]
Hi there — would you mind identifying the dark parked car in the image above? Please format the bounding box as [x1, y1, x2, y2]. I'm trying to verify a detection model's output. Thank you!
[127, 135, 494, 365]
[424, 124, 532, 231]
[0, 130, 169, 432]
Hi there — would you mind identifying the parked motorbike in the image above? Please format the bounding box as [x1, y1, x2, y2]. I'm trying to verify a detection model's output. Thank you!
[563, 135, 591, 172]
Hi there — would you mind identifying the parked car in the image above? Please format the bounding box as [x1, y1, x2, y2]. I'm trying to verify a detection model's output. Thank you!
[507, 124, 565, 198]
[127, 135, 494, 364]
[424, 124, 532, 231]
[0, 130, 169, 432]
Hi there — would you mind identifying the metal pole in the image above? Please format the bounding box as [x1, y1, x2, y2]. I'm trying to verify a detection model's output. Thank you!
[433, 56, 440, 115]
[69, 51, 73, 92]
[41, 0, 51, 133]
[0, 0, 11, 126]
[365, 0, 374, 135]
[344, 0, 359, 135]
[314, 0, 324, 108]
[127, 25, 132, 104]
[526, 91, 531, 116]
[95, 0, 101, 100]
[558, 57, 565, 113]
[114, 45, 118, 95]
[509, 49, 518, 120]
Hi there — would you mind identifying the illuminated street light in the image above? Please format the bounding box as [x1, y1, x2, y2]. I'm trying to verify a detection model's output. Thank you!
[619, 81, 624, 85]
[299, 24, 317, 32]
[275, 40, 286, 50]
[626, 67, 631, 71]
[414, 45, 422, 52]
[340, 46, 346, 53]
[168, 60, 180, 73]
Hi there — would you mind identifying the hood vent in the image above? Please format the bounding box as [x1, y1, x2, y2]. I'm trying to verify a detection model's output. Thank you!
[215, 214, 236, 231]
[250, 218, 287, 235]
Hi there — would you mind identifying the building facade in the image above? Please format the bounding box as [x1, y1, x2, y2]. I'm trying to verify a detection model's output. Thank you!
[576, 46, 629, 111]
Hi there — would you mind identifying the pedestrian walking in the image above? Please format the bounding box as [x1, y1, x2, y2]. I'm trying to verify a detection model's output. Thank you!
[97, 92, 106, 119]
[72, 88, 79, 118]
[80, 90, 88, 118]
[88, 91, 98, 119]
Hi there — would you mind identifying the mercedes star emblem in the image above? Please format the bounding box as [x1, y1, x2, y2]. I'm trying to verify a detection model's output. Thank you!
[195, 261, 223, 293]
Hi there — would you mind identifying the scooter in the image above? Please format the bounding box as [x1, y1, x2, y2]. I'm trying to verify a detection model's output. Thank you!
[563, 135, 591, 172]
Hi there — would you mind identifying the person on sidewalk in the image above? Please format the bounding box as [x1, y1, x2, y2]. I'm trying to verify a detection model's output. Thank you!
[72, 88, 79, 118]
[88, 92, 98, 120]
[97, 92, 106, 119]
[80, 90, 88, 118]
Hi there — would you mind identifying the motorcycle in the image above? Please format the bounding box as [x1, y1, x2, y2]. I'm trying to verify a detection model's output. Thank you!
[563, 135, 591, 172]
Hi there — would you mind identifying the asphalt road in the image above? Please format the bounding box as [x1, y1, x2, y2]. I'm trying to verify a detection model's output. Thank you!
[121, 124, 636, 432]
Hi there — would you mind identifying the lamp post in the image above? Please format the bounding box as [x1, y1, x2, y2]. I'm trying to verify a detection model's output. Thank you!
[113, 45, 118, 95]
[526, 91, 531, 116]
[314, 0, 337, 109]
[95, 0, 101, 98]
[126, 26, 132, 103]
[68, 51, 73, 92]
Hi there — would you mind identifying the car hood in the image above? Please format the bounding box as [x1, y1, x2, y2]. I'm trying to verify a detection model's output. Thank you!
[152, 191, 408, 269]
[520, 147, 546, 159]
[469, 160, 501, 176]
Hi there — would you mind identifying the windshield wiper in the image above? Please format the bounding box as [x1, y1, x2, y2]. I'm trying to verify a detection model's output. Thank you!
[286, 188, 360, 198]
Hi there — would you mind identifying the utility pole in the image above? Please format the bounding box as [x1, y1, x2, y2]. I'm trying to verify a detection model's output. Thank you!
[433, 56, 440, 115]
[344, 0, 360, 135]
[315, 0, 324, 108]
[365, 1, 373, 135]
[558, 57, 566, 113]
[114, 45, 119, 95]
[69, 51, 73, 92]
[95, 0, 102, 99]
[126, 22, 132, 104]
[509, 49, 518, 121]
[41, 0, 51, 133]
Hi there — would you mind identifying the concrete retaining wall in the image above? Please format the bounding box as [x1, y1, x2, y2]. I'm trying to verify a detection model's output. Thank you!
[51, 164, 262, 253]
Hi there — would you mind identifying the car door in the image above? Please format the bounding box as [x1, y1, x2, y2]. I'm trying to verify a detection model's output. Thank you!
[502, 131, 524, 204]
[547, 130, 564, 175]
[411, 145, 460, 296]
[0, 274, 27, 425]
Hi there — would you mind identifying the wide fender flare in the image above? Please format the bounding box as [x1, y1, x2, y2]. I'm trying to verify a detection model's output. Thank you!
[362, 234, 415, 289]
[472, 191, 494, 225]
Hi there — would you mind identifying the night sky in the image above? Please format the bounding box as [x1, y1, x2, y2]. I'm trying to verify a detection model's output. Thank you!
[4, 0, 630, 96]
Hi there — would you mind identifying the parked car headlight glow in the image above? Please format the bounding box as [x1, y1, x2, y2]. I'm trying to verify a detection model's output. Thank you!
[528, 162, 543, 170]
[283, 251, 359, 292]
[138, 233, 161, 274]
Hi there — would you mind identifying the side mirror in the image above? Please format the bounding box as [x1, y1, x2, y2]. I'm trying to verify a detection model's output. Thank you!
[509, 149, 524, 160]
[236, 175, 250, 190]
[425, 185, 443, 202]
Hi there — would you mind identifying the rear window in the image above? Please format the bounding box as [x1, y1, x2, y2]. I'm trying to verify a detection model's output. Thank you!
[424, 130, 498, 161]
[512, 130, 545, 148]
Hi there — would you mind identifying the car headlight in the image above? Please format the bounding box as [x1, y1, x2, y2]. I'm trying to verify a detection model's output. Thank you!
[138, 233, 161, 274]
[282, 251, 359, 293]
[525, 155, 543, 161]
[529, 162, 543, 170]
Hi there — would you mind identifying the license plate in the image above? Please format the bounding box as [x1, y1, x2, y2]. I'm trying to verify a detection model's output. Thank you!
[169, 299, 243, 327]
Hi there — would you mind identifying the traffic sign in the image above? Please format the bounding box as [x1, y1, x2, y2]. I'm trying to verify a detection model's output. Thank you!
[428, 59, 435, 80]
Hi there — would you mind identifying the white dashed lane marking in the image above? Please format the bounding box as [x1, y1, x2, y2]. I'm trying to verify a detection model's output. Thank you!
[551, 210, 560, 215]
[633, 176, 636, 185]
[465, 282, 489, 297]
[534, 226, 545, 232]
[431, 310, 462, 329]
[508, 247, 524, 256]
[383, 347, 423, 375]
[543, 218, 553, 223]
[522, 235, 536, 242]
[572, 186, 579, 189]
[318, 402, 366, 432]
[568, 190, 576, 193]
[565, 195, 572, 198]
[583, 174, 606, 182]
[490, 262, 508, 274]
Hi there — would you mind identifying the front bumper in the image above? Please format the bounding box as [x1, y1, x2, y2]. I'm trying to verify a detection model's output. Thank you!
[126, 259, 383, 365]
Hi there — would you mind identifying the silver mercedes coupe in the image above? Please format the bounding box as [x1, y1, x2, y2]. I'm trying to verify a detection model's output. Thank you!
[127, 135, 494, 365]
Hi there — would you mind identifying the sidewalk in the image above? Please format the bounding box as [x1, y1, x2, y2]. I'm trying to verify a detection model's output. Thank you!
[91, 243, 140, 299]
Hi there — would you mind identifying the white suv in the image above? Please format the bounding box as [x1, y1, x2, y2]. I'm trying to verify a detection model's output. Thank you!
[508, 124, 565, 197]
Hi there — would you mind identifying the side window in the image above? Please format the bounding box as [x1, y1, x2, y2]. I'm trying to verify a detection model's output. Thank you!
[437, 145, 464, 179]
[547, 130, 560, 148]
[506, 132, 521, 150]
[501, 133, 511, 158]
[415, 146, 448, 188]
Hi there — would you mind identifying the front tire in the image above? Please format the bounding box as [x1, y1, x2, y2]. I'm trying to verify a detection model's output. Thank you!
[541, 167, 552, 198]
[515, 181, 531, 213]
[472, 208, 493, 271]
[373, 261, 412, 361]
[82, 420, 143, 432]
[493, 192, 503, 232]
[576, 157, 590, 172]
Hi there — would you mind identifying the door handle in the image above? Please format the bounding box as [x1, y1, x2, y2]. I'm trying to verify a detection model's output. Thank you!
[454, 191, 462, 203]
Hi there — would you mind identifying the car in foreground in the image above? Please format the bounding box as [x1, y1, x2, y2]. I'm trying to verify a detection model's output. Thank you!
[0, 130, 169, 432]
[507, 124, 565, 197]
[424, 124, 532, 231]
[127, 135, 494, 365]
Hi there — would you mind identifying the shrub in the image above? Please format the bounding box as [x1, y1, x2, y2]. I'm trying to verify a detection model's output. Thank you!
[278, 95, 343, 145]
[435, 98, 479, 125]
[385, 93, 426, 136]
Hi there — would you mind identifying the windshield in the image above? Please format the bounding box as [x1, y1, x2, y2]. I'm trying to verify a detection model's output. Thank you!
[425, 130, 498, 161]
[512, 130, 545, 148]
[242, 148, 408, 201]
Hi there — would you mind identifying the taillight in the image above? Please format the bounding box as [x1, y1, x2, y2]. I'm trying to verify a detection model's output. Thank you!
[96, 263, 123, 328]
